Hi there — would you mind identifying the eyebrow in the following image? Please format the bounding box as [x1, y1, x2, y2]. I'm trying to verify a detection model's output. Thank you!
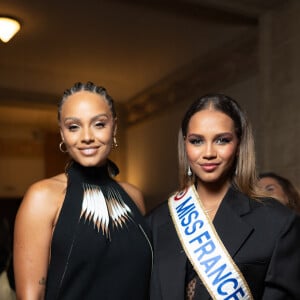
[187, 132, 234, 138]
[63, 113, 110, 122]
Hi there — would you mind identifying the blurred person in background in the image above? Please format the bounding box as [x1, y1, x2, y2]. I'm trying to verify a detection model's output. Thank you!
[259, 172, 300, 214]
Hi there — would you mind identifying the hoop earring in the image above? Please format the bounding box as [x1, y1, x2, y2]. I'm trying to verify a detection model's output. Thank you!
[59, 141, 68, 153]
[113, 136, 118, 148]
[187, 166, 192, 177]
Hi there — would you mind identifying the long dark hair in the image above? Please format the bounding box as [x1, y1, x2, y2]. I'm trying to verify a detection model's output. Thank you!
[178, 93, 260, 198]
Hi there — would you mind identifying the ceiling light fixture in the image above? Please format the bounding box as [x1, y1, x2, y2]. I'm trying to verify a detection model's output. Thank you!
[0, 16, 21, 43]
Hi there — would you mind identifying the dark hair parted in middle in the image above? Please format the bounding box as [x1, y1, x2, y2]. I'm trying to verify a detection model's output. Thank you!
[178, 93, 259, 198]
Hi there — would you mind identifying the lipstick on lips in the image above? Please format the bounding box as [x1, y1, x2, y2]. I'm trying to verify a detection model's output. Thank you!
[200, 163, 219, 172]
[80, 147, 98, 156]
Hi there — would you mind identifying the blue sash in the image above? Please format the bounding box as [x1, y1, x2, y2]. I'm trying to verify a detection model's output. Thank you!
[168, 185, 253, 300]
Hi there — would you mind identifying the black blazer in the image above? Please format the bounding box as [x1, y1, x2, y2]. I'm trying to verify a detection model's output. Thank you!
[147, 187, 300, 300]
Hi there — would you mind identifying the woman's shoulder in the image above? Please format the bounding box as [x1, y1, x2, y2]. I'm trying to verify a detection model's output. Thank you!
[251, 195, 294, 215]
[230, 186, 294, 216]
[118, 181, 146, 215]
[246, 194, 300, 233]
[146, 200, 169, 229]
[24, 173, 66, 200]
[19, 173, 67, 221]
[147, 189, 184, 221]
[148, 200, 169, 216]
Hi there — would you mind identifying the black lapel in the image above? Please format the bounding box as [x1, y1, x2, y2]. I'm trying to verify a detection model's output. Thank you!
[197, 187, 254, 299]
[213, 187, 254, 258]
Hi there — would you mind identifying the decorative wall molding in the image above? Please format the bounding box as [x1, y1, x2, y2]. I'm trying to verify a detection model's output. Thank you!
[124, 30, 258, 126]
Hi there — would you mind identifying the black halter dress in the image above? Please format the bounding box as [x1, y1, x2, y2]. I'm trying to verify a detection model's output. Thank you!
[45, 161, 152, 300]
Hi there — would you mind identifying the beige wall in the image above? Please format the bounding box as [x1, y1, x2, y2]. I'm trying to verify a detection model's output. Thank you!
[126, 100, 186, 211]
[0, 125, 45, 197]
[1, 0, 300, 209]
[125, 0, 300, 211]
[258, 0, 300, 187]
[126, 77, 259, 211]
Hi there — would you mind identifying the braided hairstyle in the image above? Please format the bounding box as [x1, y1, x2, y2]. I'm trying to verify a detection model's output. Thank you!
[58, 81, 119, 176]
[58, 81, 116, 122]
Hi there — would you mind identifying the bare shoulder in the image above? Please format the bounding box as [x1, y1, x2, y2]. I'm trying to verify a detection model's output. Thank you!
[118, 181, 146, 215]
[18, 173, 67, 226]
[14, 174, 68, 296]
[23, 173, 66, 204]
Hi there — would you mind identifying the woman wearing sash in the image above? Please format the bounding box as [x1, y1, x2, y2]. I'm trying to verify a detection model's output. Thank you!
[148, 94, 300, 299]
[14, 82, 152, 300]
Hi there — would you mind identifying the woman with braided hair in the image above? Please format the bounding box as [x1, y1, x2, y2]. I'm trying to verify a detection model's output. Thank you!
[14, 82, 152, 300]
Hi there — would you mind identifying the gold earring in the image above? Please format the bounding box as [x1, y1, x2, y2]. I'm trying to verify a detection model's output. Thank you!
[59, 141, 68, 153]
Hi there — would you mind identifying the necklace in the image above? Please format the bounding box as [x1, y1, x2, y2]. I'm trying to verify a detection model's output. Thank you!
[204, 208, 215, 213]
[203, 200, 222, 214]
